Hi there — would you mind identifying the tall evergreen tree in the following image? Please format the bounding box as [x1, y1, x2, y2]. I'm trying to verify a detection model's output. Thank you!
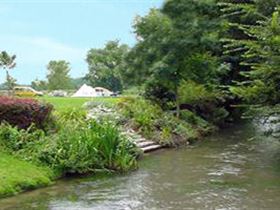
[219, 0, 280, 84]
[229, 9, 280, 115]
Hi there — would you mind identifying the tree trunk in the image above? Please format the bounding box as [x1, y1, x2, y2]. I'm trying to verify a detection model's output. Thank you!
[176, 99, 180, 118]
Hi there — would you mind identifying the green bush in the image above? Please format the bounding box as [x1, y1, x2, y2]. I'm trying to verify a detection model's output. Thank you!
[56, 108, 87, 124]
[118, 97, 209, 145]
[0, 123, 45, 152]
[39, 120, 138, 174]
[0, 118, 138, 175]
[118, 97, 161, 136]
[178, 80, 218, 105]
[180, 110, 209, 128]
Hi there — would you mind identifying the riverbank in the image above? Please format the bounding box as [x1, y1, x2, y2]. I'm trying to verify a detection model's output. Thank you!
[1, 122, 279, 209]
[0, 97, 215, 199]
[0, 152, 53, 198]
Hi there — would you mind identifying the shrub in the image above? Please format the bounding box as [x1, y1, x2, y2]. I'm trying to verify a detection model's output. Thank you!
[180, 110, 209, 128]
[118, 97, 208, 145]
[143, 80, 176, 110]
[37, 120, 138, 174]
[56, 108, 87, 124]
[118, 97, 162, 136]
[0, 119, 138, 175]
[0, 123, 45, 152]
[178, 80, 218, 105]
[0, 96, 53, 130]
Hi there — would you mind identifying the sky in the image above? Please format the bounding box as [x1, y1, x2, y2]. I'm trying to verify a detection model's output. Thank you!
[0, 0, 163, 84]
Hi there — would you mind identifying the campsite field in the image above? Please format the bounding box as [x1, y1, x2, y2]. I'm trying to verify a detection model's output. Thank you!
[39, 96, 122, 112]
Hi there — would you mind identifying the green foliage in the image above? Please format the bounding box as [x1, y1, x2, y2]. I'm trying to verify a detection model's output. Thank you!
[178, 80, 219, 105]
[0, 116, 138, 175]
[56, 108, 87, 124]
[41, 120, 137, 173]
[0, 51, 17, 90]
[143, 79, 176, 110]
[217, 0, 280, 124]
[38, 121, 122, 173]
[180, 110, 209, 128]
[124, 0, 228, 120]
[86, 40, 129, 91]
[0, 152, 53, 198]
[40, 96, 120, 112]
[0, 51, 16, 70]
[47, 60, 73, 90]
[118, 97, 161, 135]
[31, 79, 48, 91]
[0, 124, 45, 152]
[118, 97, 212, 145]
[70, 77, 88, 89]
[225, 4, 280, 119]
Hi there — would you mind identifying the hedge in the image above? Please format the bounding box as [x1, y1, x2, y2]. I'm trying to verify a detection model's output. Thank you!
[0, 96, 53, 130]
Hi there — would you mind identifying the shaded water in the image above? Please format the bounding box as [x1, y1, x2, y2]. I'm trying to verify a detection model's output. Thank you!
[1, 123, 280, 210]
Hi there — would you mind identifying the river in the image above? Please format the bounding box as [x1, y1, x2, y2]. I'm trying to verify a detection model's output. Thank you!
[0, 123, 280, 210]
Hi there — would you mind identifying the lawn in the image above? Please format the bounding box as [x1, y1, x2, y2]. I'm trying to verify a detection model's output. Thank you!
[0, 152, 53, 198]
[39, 96, 121, 112]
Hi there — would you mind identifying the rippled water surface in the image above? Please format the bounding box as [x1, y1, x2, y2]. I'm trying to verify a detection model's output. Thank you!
[1, 123, 280, 210]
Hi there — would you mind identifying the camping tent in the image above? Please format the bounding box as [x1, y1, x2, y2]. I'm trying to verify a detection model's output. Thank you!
[72, 84, 113, 97]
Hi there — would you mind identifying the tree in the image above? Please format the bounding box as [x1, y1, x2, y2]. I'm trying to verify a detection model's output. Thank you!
[229, 10, 280, 111]
[46, 60, 72, 90]
[219, 0, 280, 83]
[219, 1, 280, 136]
[0, 51, 16, 90]
[126, 0, 224, 117]
[31, 79, 48, 91]
[86, 40, 129, 92]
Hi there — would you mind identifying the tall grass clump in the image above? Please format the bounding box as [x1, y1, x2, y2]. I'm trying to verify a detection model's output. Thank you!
[0, 114, 138, 176]
[38, 119, 138, 174]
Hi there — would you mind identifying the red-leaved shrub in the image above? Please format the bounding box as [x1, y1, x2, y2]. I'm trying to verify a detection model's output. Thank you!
[0, 96, 53, 130]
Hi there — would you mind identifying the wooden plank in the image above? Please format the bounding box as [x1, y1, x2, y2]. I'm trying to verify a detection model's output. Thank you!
[141, 144, 162, 153]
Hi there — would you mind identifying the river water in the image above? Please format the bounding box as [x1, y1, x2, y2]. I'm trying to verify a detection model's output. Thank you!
[1, 123, 280, 210]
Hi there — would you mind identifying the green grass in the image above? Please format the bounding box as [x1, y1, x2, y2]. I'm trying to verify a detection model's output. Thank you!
[39, 96, 121, 112]
[0, 151, 53, 198]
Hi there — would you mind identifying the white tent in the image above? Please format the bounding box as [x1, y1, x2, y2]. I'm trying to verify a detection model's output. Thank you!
[72, 84, 96, 97]
[72, 84, 113, 97]
[93, 87, 113, 97]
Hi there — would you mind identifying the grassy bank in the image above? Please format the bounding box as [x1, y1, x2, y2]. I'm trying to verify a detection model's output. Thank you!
[39, 96, 121, 112]
[0, 96, 137, 198]
[0, 152, 53, 198]
[0, 96, 214, 199]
